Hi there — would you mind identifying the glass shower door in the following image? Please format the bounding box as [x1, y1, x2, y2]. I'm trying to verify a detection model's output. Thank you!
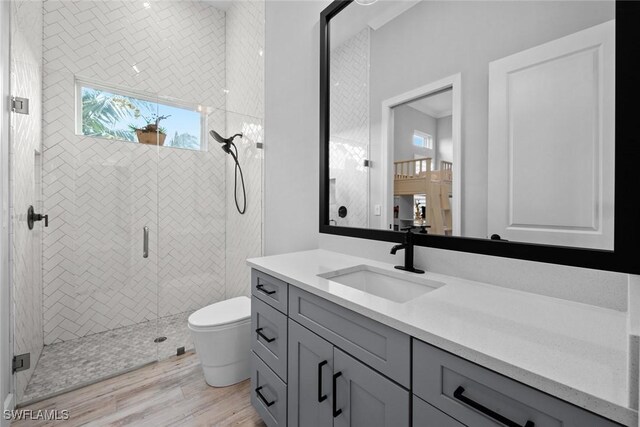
[10, 45, 163, 402]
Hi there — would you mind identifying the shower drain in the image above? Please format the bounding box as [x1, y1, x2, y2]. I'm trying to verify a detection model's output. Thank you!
[154, 336, 167, 343]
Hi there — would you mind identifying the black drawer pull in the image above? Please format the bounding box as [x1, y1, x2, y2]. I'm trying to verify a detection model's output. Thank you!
[256, 328, 276, 343]
[318, 360, 328, 402]
[453, 386, 534, 427]
[255, 386, 276, 407]
[332, 371, 343, 417]
[256, 283, 276, 295]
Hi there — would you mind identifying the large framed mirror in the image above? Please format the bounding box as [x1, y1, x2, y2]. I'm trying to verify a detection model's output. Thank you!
[320, 0, 640, 273]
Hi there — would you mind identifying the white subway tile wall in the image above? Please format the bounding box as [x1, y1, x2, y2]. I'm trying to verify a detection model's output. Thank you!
[329, 28, 370, 228]
[225, 0, 265, 298]
[39, 0, 263, 345]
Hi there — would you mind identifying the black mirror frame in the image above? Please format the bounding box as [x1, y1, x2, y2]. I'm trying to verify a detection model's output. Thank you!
[319, 0, 640, 274]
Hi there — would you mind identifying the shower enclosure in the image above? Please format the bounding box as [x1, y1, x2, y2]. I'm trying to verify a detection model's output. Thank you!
[8, 0, 264, 404]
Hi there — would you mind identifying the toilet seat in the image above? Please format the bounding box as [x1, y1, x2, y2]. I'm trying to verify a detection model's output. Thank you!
[188, 296, 250, 331]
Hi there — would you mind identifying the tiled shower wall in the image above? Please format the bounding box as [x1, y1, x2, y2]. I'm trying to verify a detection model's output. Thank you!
[225, 1, 264, 298]
[329, 29, 369, 228]
[10, 0, 44, 402]
[41, 0, 228, 344]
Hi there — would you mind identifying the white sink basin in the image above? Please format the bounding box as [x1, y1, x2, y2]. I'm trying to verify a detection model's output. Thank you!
[318, 265, 444, 303]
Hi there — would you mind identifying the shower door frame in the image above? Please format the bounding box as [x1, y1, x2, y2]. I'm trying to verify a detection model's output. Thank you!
[0, 0, 14, 418]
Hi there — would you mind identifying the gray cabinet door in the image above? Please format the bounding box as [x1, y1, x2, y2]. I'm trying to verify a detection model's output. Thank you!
[288, 320, 334, 427]
[333, 348, 410, 427]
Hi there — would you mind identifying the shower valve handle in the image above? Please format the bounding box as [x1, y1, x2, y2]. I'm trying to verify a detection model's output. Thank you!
[27, 205, 48, 230]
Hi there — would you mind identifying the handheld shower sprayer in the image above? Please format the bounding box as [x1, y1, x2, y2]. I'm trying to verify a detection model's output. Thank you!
[209, 130, 247, 214]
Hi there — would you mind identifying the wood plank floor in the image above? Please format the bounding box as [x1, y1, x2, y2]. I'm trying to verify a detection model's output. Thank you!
[13, 351, 266, 427]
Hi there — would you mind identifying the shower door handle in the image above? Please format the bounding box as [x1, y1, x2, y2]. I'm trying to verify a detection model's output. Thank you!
[143, 226, 149, 258]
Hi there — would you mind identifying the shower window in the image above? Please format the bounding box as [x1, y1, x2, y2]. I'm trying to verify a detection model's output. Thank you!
[76, 80, 206, 151]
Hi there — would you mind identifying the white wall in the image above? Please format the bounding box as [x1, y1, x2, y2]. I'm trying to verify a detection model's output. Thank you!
[263, 0, 628, 312]
[393, 105, 437, 163]
[264, 0, 324, 255]
[437, 115, 453, 164]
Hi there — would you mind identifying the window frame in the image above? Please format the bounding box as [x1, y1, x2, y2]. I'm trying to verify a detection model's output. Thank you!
[412, 130, 433, 150]
[75, 77, 208, 152]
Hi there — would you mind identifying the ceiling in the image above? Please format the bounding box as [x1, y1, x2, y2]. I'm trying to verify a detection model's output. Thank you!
[331, 0, 420, 47]
[406, 90, 453, 119]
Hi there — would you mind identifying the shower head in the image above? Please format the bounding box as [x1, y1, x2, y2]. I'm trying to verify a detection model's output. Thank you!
[209, 129, 228, 144]
[209, 130, 242, 154]
[209, 130, 243, 146]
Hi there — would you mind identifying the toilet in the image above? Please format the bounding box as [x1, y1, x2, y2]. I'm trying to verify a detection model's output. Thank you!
[188, 296, 251, 387]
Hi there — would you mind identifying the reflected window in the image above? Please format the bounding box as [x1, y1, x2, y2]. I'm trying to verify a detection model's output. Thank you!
[412, 130, 433, 149]
[77, 82, 204, 151]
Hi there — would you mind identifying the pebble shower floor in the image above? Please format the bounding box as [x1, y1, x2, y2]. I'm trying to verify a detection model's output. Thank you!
[21, 312, 193, 403]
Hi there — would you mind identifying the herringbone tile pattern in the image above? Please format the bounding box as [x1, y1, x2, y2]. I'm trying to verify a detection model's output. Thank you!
[224, 2, 264, 298]
[329, 29, 370, 228]
[41, 0, 227, 345]
[158, 147, 226, 316]
[225, 114, 263, 298]
[10, 0, 44, 403]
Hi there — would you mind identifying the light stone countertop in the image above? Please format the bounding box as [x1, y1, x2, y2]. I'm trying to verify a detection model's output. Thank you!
[247, 249, 636, 426]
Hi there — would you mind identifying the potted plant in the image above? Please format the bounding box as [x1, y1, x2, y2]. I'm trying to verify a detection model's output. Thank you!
[130, 114, 171, 146]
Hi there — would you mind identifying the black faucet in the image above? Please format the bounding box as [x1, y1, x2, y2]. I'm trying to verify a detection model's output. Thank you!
[390, 227, 425, 274]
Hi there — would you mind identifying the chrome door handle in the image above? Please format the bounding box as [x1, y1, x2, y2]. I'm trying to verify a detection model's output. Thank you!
[143, 226, 149, 258]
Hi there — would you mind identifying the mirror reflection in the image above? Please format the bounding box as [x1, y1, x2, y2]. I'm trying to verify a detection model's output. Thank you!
[327, 0, 615, 250]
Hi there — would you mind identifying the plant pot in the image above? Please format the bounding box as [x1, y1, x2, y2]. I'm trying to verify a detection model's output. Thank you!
[136, 130, 166, 146]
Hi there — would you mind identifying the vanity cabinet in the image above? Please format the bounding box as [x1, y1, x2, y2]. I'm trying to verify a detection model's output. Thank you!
[250, 269, 623, 427]
[288, 319, 409, 427]
[412, 339, 622, 427]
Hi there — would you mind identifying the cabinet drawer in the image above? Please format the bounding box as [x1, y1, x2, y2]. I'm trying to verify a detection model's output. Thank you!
[252, 351, 287, 427]
[413, 395, 464, 427]
[252, 297, 288, 382]
[289, 286, 410, 387]
[413, 339, 621, 427]
[252, 269, 288, 314]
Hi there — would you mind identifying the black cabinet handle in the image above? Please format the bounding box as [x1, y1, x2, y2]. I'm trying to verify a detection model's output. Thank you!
[256, 283, 276, 295]
[332, 371, 342, 417]
[453, 386, 534, 427]
[255, 327, 276, 343]
[255, 386, 276, 407]
[318, 360, 328, 402]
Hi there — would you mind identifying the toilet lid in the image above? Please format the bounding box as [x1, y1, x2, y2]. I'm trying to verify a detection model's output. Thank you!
[188, 296, 251, 328]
